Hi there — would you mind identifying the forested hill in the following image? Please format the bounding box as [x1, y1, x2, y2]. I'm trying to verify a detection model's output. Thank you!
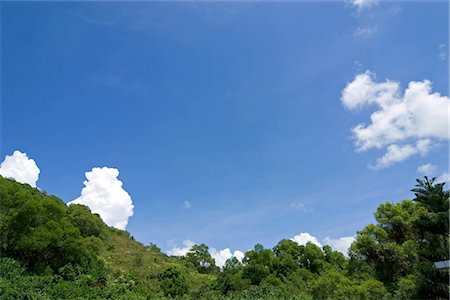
[0, 175, 448, 299]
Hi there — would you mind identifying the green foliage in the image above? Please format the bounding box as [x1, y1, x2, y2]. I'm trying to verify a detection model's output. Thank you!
[67, 204, 107, 238]
[225, 283, 312, 300]
[217, 257, 251, 294]
[394, 274, 417, 300]
[242, 244, 277, 285]
[147, 242, 162, 252]
[186, 244, 219, 274]
[350, 177, 449, 299]
[0, 257, 25, 281]
[310, 269, 391, 300]
[0, 176, 448, 299]
[323, 245, 346, 270]
[158, 266, 189, 297]
[0, 177, 104, 276]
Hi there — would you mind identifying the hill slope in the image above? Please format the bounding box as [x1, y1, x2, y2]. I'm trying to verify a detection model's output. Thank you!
[0, 176, 213, 299]
[0, 176, 448, 299]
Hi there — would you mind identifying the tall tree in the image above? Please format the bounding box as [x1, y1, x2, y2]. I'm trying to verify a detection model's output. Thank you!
[411, 177, 449, 298]
[186, 244, 218, 274]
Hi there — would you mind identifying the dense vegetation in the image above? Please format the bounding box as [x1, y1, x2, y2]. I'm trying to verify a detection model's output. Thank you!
[0, 176, 448, 299]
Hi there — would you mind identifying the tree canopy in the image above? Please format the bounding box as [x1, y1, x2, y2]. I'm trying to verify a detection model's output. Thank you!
[0, 175, 448, 299]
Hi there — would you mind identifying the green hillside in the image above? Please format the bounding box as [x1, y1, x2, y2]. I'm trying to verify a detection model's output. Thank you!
[0, 176, 448, 299]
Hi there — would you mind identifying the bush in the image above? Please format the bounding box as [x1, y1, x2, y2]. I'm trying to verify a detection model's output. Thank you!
[158, 266, 189, 297]
[0, 257, 24, 281]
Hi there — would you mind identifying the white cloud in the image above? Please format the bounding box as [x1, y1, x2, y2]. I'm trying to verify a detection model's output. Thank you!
[349, 0, 378, 11]
[437, 172, 450, 184]
[291, 232, 322, 248]
[68, 167, 134, 230]
[290, 232, 356, 256]
[183, 200, 192, 209]
[341, 71, 449, 168]
[289, 202, 309, 212]
[167, 240, 195, 256]
[233, 250, 245, 262]
[417, 163, 437, 175]
[439, 44, 447, 61]
[0, 150, 40, 187]
[353, 26, 377, 39]
[210, 248, 233, 268]
[323, 236, 355, 257]
[210, 248, 245, 268]
[370, 139, 432, 169]
[167, 240, 244, 267]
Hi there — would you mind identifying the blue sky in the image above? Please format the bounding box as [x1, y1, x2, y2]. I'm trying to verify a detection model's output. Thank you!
[1, 1, 448, 254]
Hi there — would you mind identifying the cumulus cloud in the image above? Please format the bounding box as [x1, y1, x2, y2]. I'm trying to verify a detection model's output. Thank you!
[183, 201, 192, 209]
[291, 232, 356, 256]
[291, 232, 322, 248]
[68, 167, 134, 230]
[167, 240, 244, 268]
[0, 150, 40, 187]
[323, 236, 355, 257]
[233, 250, 245, 262]
[341, 71, 449, 168]
[210, 248, 233, 268]
[210, 248, 245, 268]
[167, 240, 195, 256]
[417, 163, 437, 175]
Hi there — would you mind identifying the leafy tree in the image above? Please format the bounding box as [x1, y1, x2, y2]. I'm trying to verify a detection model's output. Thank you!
[217, 257, 251, 294]
[409, 177, 450, 298]
[323, 245, 346, 270]
[310, 269, 390, 300]
[350, 200, 423, 285]
[158, 266, 188, 297]
[0, 177, 105, 279]
[0, 257, 25, 281]
[67, 204, 106, 238]
[242, 244, 277, 285]
[146, 242, 161, 252]
[273, 239, 302, 277]
[411, 176, 449, 261]
[2, 175, 449, 300]
[186, 243, 218, 274]
[350, 177, 449, 299]
[374, 200, 422, 244]
[299, 243, 326, 273]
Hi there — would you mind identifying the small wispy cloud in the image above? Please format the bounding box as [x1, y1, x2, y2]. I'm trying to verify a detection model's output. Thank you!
[438, 44, 447, 61]
[369, 139, 432, 170]
[417, 163, 437, 175]
[353, 26, 377, 39]
[289, 202, 310, 212]
[437, 172, 450, 184]
[349, 0, 378, 12]
[354, 60, 363, 72]
[183, 200, 192, 209]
